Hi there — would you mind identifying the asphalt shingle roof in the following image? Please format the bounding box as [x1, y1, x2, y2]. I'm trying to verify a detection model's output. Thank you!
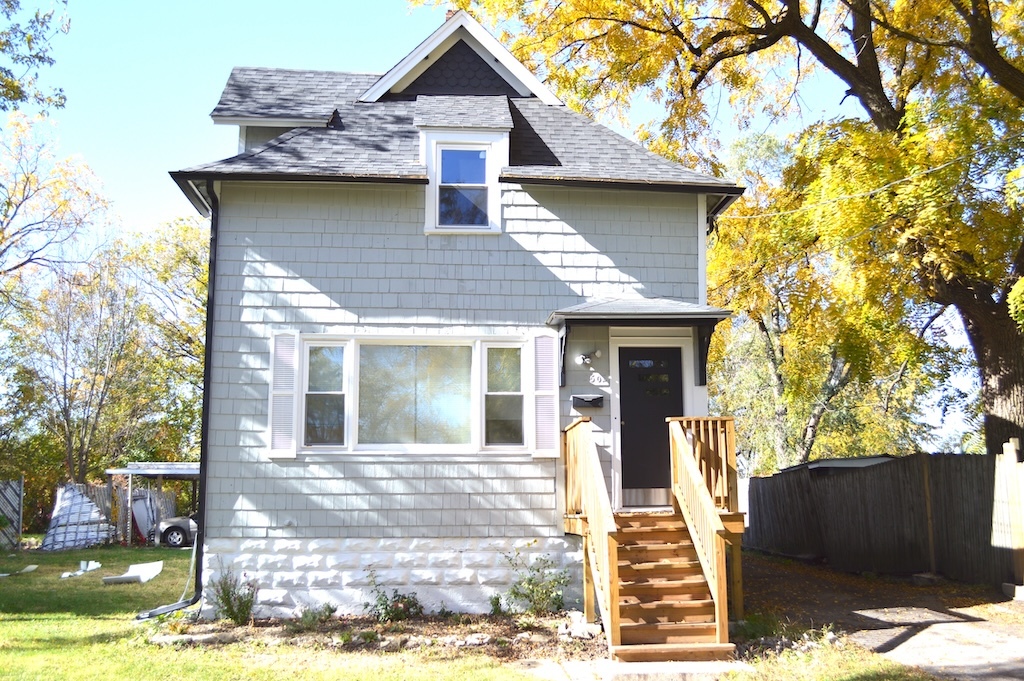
[414, 95, 512, 129]
[211, 68, 381, 120]
[181, 101, 425, 181]
[184, 67, 740, 194]
[507, 98, 736, 189]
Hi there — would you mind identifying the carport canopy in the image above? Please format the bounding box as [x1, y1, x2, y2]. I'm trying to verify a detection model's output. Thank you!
[104, 462, 200, 546]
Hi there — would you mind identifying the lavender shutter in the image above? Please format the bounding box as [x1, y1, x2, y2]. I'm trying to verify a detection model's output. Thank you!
[269, 333, 298, 457]
[533, 334, 559, 458]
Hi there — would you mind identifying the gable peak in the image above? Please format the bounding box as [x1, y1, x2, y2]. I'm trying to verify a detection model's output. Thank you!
[359, 10, 562, 106]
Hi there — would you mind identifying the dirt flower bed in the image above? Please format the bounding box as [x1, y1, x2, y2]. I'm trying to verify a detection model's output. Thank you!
[152, 612, 608, 662]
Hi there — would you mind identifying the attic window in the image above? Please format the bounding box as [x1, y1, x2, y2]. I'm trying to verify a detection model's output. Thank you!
[423, 130, 507, 235]
[439, 148, 488, 226]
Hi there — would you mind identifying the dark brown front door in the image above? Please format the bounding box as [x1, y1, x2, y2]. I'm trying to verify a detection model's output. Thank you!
[619, 347, 683, 506]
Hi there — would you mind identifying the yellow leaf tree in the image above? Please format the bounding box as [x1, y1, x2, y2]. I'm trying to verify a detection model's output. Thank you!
[440, 0, 1024, 452]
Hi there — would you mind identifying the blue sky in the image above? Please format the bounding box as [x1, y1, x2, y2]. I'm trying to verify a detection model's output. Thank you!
[44, 0, 452, 232]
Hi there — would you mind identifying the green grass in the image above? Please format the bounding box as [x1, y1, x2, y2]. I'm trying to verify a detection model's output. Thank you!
[0, 546, 541, 680]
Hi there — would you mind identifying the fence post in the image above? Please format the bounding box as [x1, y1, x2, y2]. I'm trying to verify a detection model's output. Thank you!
[1005, 439, 1023, 588]
[920, 452, 937, 575]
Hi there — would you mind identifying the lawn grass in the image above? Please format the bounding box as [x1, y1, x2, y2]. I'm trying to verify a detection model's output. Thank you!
[0, 545, 541, 681]
[2, 546, 951, 681]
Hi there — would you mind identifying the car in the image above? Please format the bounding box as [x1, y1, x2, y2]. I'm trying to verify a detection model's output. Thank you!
[157, 514, 198, 548]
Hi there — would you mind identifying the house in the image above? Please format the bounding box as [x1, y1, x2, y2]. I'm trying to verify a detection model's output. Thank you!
[172, 11, 744, 661]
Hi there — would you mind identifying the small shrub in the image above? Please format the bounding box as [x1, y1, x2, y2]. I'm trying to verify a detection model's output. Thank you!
[208, 563, 259, 626]
[357, 629, 379, 643]
[502, 542, 570, 615]
[364, 569, 424, 623]
[489, 593, 505, 616]
[287, 602, 337, 632]
[436, 603, 457, 621]
[337, 629, 353, 644]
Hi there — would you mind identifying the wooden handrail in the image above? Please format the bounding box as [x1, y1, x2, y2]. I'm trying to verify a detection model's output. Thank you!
[564, 417, 619, 650]
[669, 417, 738, 512]
[669, 420, 729, 644]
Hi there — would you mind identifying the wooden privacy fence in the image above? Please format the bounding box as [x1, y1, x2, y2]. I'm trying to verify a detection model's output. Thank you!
[745, 440, 1024, 587]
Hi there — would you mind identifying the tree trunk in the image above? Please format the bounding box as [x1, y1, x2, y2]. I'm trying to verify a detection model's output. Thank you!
[958, 301, 1024, 454]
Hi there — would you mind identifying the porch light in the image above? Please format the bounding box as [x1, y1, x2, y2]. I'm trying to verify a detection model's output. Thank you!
[574, 350, 602, 365]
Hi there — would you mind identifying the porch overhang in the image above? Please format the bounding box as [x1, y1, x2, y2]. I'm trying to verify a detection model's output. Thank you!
[545, 298, 731, 329]
[547, 299, 731, 386]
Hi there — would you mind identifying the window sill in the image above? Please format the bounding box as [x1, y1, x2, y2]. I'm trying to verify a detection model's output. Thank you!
[425, 226, 502, 236]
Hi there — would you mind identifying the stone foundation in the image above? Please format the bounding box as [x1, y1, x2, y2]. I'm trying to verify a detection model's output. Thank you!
[201, 535, 584, 617]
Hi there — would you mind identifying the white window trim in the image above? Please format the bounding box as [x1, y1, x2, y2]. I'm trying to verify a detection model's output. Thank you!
[287, 334, 539, 456]
[422, 129, 508, 235]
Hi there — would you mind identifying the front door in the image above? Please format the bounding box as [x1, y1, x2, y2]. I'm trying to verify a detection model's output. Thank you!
[619, 347, 683, 507]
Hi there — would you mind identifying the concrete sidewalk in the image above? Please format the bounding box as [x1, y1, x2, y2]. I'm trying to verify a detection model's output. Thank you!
[849, 605, 1024, 680]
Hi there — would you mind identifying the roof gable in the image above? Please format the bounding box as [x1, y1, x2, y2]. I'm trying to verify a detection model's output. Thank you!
[359, 10, 561, 105]
[393, 39, 520, 98]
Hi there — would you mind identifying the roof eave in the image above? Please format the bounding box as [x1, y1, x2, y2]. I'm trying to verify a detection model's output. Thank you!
[503, 174, 745, 195]
[170, 172, 212, 218]
[546, 311, 732, 327]
[210, 115, 325, 127]
[172, 170, 428, 185]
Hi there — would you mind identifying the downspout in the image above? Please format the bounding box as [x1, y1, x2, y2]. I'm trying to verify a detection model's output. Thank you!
[138, 179, 219, 619]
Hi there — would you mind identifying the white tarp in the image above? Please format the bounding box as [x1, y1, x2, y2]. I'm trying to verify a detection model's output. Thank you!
[41, 484, 113, 551]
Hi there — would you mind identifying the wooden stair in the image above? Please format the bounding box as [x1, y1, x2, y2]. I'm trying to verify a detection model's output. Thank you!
[610, 511, 735, 662]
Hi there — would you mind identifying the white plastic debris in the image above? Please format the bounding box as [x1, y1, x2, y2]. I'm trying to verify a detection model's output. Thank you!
[0, 564, 38, 578]
[61, 560, 102, 579]
[102, 560, 163, 585]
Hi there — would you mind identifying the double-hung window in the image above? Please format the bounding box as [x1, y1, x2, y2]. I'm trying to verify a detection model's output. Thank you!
[438, 148, 488, 227]
[303, 345, 346, 446]
[268, 334, 559, 457]
[484, 346, 523, 446]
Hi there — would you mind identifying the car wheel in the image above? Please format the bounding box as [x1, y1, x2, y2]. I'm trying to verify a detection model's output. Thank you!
[162, 526, 187, 548]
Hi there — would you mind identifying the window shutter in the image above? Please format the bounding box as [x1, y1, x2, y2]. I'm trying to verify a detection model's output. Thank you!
[269, 333, 298, 458]
[533, 334, 559, 458]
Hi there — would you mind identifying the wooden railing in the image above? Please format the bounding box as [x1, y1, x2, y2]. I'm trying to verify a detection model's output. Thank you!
[563, 417, 620, 649]
[672, 417, 738, 512]
[669, 420, 730, 644]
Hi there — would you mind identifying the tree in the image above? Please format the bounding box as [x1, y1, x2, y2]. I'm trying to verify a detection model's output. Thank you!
[0, 112, 103, 311]
[10, 248, 157, 483]
[446, 0, 1024, 452]
[125, 218, 209, 459]
[0, 0, 68, 112]
[128, 218, 208, 388]
[708, 134, 963, 469]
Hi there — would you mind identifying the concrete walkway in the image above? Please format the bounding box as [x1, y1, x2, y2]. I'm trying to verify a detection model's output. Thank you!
[849, 604, 1024, 680]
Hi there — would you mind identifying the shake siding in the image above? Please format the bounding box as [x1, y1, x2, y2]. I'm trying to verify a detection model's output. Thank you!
[206, 181, 700, 542]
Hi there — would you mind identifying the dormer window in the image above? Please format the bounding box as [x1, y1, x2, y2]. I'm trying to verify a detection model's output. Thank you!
[439, 148, 488, 226]
[422, 130, 507, 235]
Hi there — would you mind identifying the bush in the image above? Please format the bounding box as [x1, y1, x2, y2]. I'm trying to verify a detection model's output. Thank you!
[287, 602, 337, 632]
[207, 563, 259, 626]
[501, 542, 570, 615]
[364, 570, 424, 623]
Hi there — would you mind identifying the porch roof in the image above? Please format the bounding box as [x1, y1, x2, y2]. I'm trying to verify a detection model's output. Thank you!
[546, 298, 731, 328]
